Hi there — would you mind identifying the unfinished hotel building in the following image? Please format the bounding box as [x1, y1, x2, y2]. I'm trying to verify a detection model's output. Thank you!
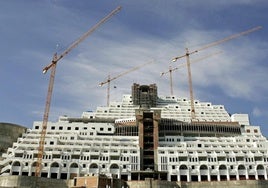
[1, 83, 268, 182]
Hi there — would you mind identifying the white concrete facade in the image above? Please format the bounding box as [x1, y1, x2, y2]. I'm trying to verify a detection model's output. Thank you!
[157, 127, 268, 182]
[1, 92, 267, 183]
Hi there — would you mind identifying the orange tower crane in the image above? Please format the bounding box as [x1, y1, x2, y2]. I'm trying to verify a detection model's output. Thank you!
[161, 51, 222, 96]
[35, 6, 121, 177]
[160, 65, 177, 96]
[171, 26, 262, 121]
[99, 60, 154, 106]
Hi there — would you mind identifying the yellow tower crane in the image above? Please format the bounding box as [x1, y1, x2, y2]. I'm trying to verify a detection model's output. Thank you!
[171, 26, 262, 121]
[99, 60, 154, 106]
[35, 6, 121, 177]
[161, 51, 222, 96]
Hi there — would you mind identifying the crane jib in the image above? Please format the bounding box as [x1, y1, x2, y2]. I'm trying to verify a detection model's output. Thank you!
[35, 6, 122, 178]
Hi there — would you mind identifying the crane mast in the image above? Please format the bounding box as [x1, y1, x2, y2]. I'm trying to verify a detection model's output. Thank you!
[35, 6, 121, 177]
[172, 26, 262, 121]
[168, 66, 174, 95]
[185, 48, 195, 119]
[99, 60, 154, 106]
[161, 51, 222, 96]
[160, 66, 178, 96]
[106, 75, 111, 107]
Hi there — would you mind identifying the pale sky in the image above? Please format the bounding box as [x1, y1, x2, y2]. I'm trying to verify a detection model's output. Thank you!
[1, 0, 268, 135]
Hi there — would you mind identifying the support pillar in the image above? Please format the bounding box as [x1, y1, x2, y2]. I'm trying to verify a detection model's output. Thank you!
[217, 173, 220, 181]
[207, 171, 211, 181]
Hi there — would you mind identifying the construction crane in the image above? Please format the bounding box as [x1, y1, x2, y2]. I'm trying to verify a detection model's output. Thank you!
[35, 6, 121, 177]
[161, 66, 176, 96]
[99, 60, 154, 106]
[171, 26, 262, 121]
[161, 51, 222, 96]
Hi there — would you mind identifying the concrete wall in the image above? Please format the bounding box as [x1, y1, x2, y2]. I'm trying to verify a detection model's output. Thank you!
[179, 180, 268, 188]
[73, 176, 99, 187]
[127, 179, 179, 188]
[127, 179, 268, 188]
[1, 176, 268, 188]
[0, 176, 68, 188]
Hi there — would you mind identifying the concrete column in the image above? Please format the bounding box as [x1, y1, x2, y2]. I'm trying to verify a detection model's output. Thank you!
[255, 170, 258, 180]
[264, 169, 267, 180]
[79, 166, 81, 177]
[236, 171, 239, 180]
[57, 169, 61, 179]
[48, 167, 51, 178]
[66, 167, 70, 180]
[177, 171, 180, 182]
[227, 169, 230, 181]
[167, 172, 171, 181]
[217, 173, 220, 181]
[153, 110, 160, 172]
[28, 169, 31, 176]
[207, 170, 211, 181]
[136, 110, 144, 171]
[19, 166, 22, 176]
[187, 171, 190, 182]
[117, 168, 121, 180]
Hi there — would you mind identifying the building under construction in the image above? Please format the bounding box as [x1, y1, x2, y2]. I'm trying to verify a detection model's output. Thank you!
[1, 83, 268, 187]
